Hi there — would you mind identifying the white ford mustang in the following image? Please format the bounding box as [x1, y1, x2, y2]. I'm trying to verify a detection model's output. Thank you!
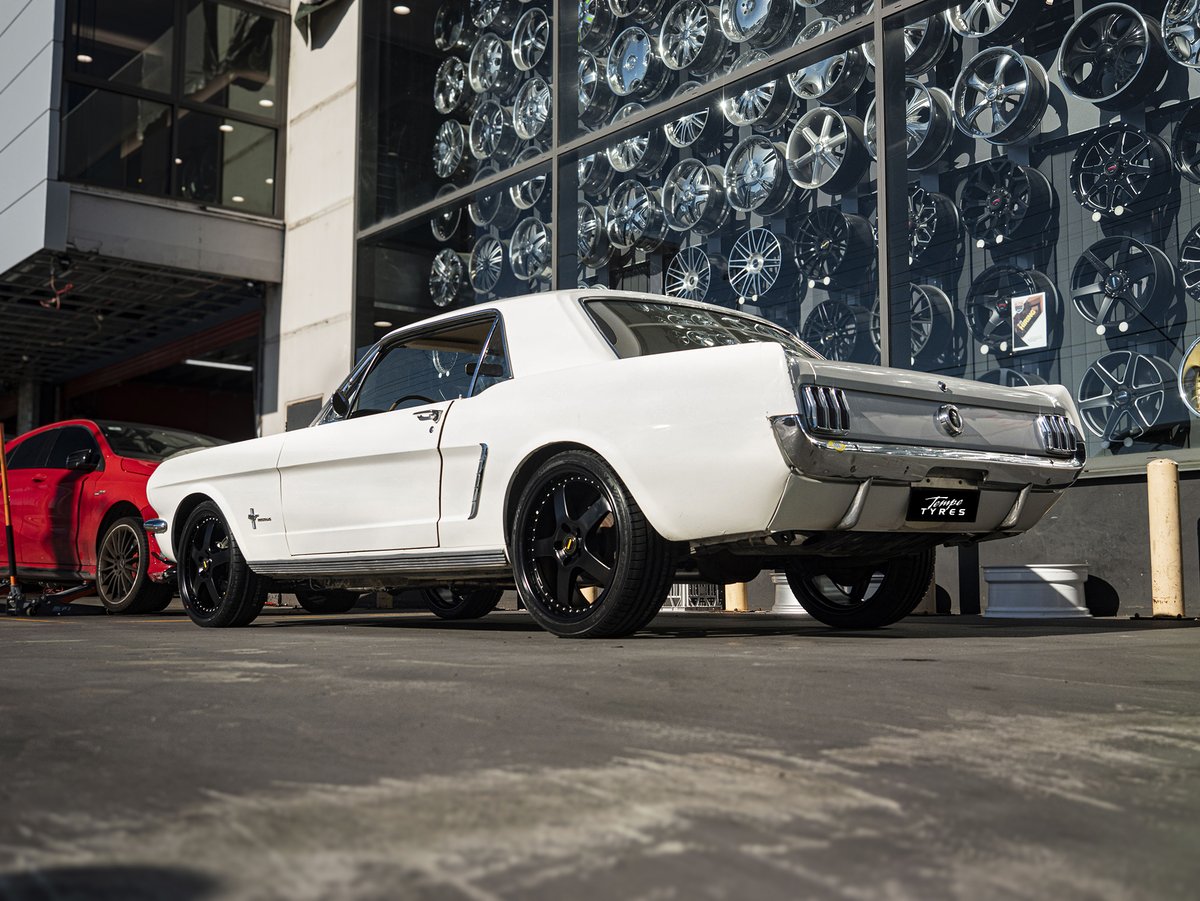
[146, 290, 1085, 637]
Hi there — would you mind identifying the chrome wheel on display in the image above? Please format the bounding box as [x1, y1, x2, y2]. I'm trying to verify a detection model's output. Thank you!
[1164, 1, 1200, 68]
[719, 0, 793, 49]
[787, 19, 868, 105]
[786, 108, 868, 194]
[469, 99, 519, 162]
[578, 202, 612, 269]
[863, 13, 951, 76]
[965, 265, 1057, 354]
[432, 120, 468, 180]
[471, 0, 516, 32]
[468, 165, 519, 229]
[509, 217, 552, 281]
[801, 299, 870, 363]
[663, 82, 723, 150]
[724, 136, 794, 216]
[978, 368, 1047, 387]
[1070, 237, 1175, 332]
[959, 158, 1053, 247]
[431, 184, 462, 242]
[659, 0, 727, 76]
[1077, 350, 1177, 443]
[1058, 4, 1166, 110]
[948, 0, 1044, 43]
[469, 33, 517, 96]
[607, 26, 669, 99]
[434, 57, 473, 117]
[793, 207, 874, 286]
[430, 249, 469, 307]
[728, 227, 784, 299]
[512, 7, 549, 71]
[1181, 222, 1200, 300]
[952, 48, 1048, 145]
[579, 151, 616, 196]
[435, 1, 475, 52]
[907, 185, 960, 266]
[865, 80, 954, 171]
[513, 75, 552, 141]
[665, 246, 714, 301]
[606, 180, 667, 252]
[470, 235, 505, 294]
[580, 0, 617, 52]
[663, 158, 730, 235]
[1070, 125, 1172, 217]
[721, 50, 794, 131]
[508, 148, 547, 210]
[578, 51, 617, 128]
[610, 0, 666, 21]
[607, 103, 670, 176]
[1173, 104, 1200, 184]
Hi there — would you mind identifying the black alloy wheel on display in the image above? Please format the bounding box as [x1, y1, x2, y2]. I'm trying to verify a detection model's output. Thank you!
[724, 136, 795, 216]
[1077, 350, 1179, 443]
[978, 368, 1047, 387]
[1070, 237, 1175, 332]
[294, 587, 359, 614]
[662, 82, 724, 151]
[665, 246, 715, 302]
[793, 207, 875, 287]
[907, 185, 961, 266]
[430, 249, 470, 307]
[1173, 103, 1200, 184]
[727, 228, 787, 300]
[1164, 1, 1200, 68]
[1069, 125, 1172, 218]
[718, 0, 794, 49]
[959, 158, 1053, 248]
[423, 586, 503, 619]
[470, 235, 506, 293]
[96, 517, 172, 614]
[867, 285, 957, 367]
[782, 550, 936, 629]
[787, 18, 868, 105]
[607, 179, 667, 252]
[862, 13, 951, 76]
[952, 48, 1049, 145]
[801, 299, 871, 363]
[965, 265, 1057, 355]
[1057, 4, 1167, 111]
[722, 50, 795, 132]
[786, 108, 869, 195]
[177, 501, 266, 628]
[865, 80, 954, 172]
[578, 202, 613, 269]
[662, 158, 730, 235]
[579, 0, 617, 52]
[659, 0, 728, 76]
[948, 0, 1044, 43]
[511, 449, 673, 638]
[1181, 221, 1200, 300]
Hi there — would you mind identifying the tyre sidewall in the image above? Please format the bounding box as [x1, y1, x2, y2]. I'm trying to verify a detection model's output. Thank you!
[785, 549, 934, 629]
[423, 586, 502, 620]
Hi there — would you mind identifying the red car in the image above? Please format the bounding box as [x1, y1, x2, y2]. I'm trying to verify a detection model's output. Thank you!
[1, 420, 224, 613]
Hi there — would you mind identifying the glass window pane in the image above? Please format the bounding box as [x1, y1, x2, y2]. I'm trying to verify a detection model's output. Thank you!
[62, 86, 172, 195]
[67, 0, 175, 94]
[175, 111, 277, 214]
[45, 427, 100, 469]
[7, 431, 56, 471]
[184, 0, 282, 118]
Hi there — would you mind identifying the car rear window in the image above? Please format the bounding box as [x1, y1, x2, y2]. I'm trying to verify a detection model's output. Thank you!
[583, 299, 821, 361]
[98, 422, 225, 461]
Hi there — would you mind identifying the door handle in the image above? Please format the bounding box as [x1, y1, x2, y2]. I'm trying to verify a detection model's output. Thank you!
[413, 409, 441, 423]
[31, 476, 45, 484]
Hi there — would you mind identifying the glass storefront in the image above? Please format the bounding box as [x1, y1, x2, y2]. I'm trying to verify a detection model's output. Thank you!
[63, 0, 285, 217]
[358, 0, 1200, 476]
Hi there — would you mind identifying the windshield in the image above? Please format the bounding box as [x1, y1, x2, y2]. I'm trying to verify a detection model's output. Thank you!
[97, 422, 226, 461]
[583, 298, 822, 360]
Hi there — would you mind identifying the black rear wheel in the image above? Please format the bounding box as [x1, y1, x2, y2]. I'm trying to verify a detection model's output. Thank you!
[783, 550, 935, 629]
[178, 502, 265, 627]
[512, 450, 672, 638]
[294, 587, 360, 614]
[423, 586, 503, 620]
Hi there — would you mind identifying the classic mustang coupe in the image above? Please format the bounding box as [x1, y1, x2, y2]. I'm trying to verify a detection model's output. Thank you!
[146, 290, 1085, 637]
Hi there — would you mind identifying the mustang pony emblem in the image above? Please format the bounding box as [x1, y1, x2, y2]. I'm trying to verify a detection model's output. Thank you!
[247, 508, 272, 530]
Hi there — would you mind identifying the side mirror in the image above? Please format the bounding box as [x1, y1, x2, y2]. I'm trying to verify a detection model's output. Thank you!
[65, 449, 99, 471]
[330, 390, 349, 418]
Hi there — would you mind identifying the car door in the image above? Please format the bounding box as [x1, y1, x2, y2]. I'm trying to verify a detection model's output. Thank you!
[277, 315, 497, 556]
[40, 426, 104, 572]
[0, 429, 57, 572]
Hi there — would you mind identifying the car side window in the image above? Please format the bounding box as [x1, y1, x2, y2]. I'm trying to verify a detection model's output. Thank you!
[6, 430, 57, 470]
[351, 317, 495, 418]
[45, 427, 101, 470]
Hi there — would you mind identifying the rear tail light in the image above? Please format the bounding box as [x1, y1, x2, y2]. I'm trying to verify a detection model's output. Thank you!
[800, 385, 851, 435]
[1037, 414, 1080, 457]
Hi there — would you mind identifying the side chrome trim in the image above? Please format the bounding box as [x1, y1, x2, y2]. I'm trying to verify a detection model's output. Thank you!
[834, 478, 873, 530]
[144, 518, 168, 535]
[249, 549, 510, 578]
[468, 443, 489, 520]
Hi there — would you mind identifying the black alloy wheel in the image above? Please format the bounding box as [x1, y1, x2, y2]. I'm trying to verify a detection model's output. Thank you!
[295, 587, 360, 614]
[1069, 125, 1172, 218]
[959, 158, 1053, 248]
[96, 517, 171, 614]
[907, 185, 960, 266]
[864, 80, 954, 172]
[1077, 350, 1179, 443]
[1057, 3, 1166, 110]
[783, 550, 935, 629]
[1173, 103, 1200, 184]
[1181, 222, 1200, 301]
[966, 265, 1057, 354]
[512, 450, 672, 638]
[1070, 237, 1175, 331]
[801, 299, 870, 363]
[793, 207, 875, 286]
[868, 286, 957, 367]
[952, 48, 1048, 145]
[423, 586, 503, 620]
[178, 501, 266, 627]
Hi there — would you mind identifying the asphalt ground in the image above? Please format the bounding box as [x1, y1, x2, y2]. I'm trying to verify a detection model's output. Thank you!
[1, 602, 1199, 901]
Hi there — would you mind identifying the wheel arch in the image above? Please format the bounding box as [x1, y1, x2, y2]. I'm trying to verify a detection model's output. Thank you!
[171, 491, 222, 554]
[502, 441, 611, 551]
[95, 501, 144, 555]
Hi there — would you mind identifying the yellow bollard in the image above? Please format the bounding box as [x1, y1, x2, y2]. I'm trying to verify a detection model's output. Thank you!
[1147, 458, 1185, 618]
[725, 582, 748, 612]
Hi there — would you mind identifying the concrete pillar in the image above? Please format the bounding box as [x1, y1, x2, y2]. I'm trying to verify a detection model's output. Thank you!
[16, 379, 40, 434]
[1147, 459, 1185, 617]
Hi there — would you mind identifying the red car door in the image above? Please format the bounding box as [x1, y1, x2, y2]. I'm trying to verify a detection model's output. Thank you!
[38, 426, 104, 574]
[0, 429, 58, 573]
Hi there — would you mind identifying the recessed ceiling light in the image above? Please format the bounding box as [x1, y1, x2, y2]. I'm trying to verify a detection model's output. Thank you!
[393, 5, 411, 13]
[265, 177, 274, 185]
[76, 53, 93, 64]
[174, 157, 183, 164]
[184, 358, 253, 372]
[231, 195, 245, 203]
[374, 320, 393, 328]
[219, 123, 234, 133]
[258, 98, 274, 108]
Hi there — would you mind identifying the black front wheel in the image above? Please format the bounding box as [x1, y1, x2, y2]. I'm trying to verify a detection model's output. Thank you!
[782, 550, 935, 629]
[511, 450, 672, 638]
[178, 501, 266, 627]
[423, 586, 503, 620]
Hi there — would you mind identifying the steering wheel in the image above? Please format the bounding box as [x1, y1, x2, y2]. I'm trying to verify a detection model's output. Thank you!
[388, 394, 437, 411]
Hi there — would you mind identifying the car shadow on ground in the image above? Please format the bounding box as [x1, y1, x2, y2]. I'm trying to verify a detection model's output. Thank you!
[0, 865, 217, 901]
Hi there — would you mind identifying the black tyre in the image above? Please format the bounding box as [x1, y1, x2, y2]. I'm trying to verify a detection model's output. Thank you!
[783, 550, 935, 629]
[512, 450, 672, 638]
[177, 501, 266, 627]
[96, 516, 172, 614]
[423, 586, 503, 620]
[295, 587, 360, 614]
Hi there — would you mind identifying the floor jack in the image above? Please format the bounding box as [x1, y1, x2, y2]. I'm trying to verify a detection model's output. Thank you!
[2, 425, 104, 617]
